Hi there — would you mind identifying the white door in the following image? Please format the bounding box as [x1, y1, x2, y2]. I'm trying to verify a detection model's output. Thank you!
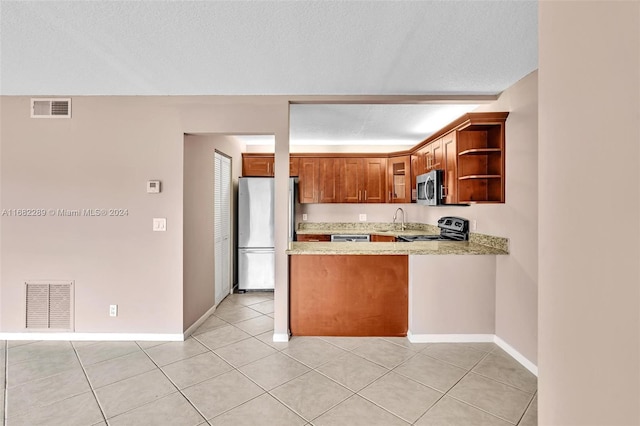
[214, 152, 232, 304]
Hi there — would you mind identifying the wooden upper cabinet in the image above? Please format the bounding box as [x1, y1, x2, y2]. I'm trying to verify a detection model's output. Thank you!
[242, 154, 300, 177]
[289, 156, 300, 177]
[410, 154, 420, 201]
[388, 155, 411, 203]
[318, 158, 340, 203]
[339, 158, 363, 203]
[337, 157, 386, 203]
[363, 158, 387, 203]
[242, 155, 274, 176]
[246, 112, 508, 204]
[425, 138, 443, 172]
[298, 157, 339, 203]
[442, 132, 458, 203]
[298, 158, 319, 203]
[456, 120, 506, 203]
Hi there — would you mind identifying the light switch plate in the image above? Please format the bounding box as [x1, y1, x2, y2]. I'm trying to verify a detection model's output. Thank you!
[153, 218, 167, 231]
[359, 214, 367, 222]
[109, 304, 118, 317]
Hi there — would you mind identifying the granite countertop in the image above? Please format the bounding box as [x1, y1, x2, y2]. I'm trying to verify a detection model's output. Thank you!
[286, 241, 508, 255]
[290, 222, 509, 255]
[295, 222, 440, 237]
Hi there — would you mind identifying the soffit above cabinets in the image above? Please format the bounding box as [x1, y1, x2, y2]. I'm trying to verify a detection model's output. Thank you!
[235, 103, 481, 147]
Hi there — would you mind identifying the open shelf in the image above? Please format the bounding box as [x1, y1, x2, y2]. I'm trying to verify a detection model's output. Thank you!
[458, 177, 503, 203]
[455, 117, 506, 203]
[458, 175, 501, 180]
[458, 148, 502, 156]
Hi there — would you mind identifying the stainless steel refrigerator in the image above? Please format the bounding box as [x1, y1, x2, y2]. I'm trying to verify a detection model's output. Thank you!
[237, 177, 297, 290]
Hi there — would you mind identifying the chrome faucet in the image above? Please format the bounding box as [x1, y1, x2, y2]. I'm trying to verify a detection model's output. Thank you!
[393, 208, 406, 231]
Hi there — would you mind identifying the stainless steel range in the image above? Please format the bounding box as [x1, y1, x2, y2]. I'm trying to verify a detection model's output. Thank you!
[397, 216, 469, 242]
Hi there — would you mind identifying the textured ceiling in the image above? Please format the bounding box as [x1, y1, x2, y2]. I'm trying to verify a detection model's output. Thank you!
[1, 1, 537, 145]
[0, 1, 537, 96]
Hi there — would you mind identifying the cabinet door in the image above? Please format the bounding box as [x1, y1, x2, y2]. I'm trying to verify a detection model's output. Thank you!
[363, 158, 387, 203]
[388, 155, 411, 203]
[289, 157, 300, 177]
[243, 156, 273, 176]
[318, 158, 340, 203]
[339, 158, 364, 203]
[427, 138, 443, 171]
[371, 234, 396, 242]
[296, 234, 331, 242]
[298, 158, 319, 203]
[410, 154, 419, 202]
[442, 132, 458, 203]
[416, 146, 428, 174]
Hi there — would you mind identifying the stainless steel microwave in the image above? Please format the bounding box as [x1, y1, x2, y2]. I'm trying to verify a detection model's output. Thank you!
[416, 170, 444, 206]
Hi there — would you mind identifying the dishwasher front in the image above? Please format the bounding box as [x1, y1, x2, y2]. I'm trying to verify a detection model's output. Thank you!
[330, 234, 371, 242]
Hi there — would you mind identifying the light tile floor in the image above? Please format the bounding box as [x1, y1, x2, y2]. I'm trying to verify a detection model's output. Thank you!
[1, 292, 537, 425]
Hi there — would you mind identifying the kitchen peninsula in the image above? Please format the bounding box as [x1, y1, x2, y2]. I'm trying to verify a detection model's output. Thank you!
[287, 224, 508, 339]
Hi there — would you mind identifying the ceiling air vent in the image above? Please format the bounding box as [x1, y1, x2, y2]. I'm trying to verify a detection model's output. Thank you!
[31, 98, 71, 118]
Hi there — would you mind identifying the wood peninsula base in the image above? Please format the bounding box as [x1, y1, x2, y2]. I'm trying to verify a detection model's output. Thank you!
[289, 254, 408, 336]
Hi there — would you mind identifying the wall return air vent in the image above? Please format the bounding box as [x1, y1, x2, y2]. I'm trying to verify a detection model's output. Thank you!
[31, 98, 71, 118]
[25, 281, 74, 331]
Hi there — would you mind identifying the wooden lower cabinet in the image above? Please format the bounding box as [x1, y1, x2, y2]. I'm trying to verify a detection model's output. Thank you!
[296, 234, 331, 242]
[289, 255, 408, 336]
[370, 234, 396, 242]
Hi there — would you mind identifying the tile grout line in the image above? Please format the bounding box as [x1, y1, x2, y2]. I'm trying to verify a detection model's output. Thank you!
[439, 347, 528, 426]
[514, 390, 537, 426]
[278, 337, 426, 425]
[445, 393, 520, 425]
[135, 341, 213, 424]
[71, 343, 109, 425]
[402, 345, 495, 425]
[216, 296, 531, 425]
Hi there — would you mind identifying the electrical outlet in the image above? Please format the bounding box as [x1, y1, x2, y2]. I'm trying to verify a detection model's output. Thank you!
[302, 214, 308, 221]
[471, 220, 477, 231]
[109, 304, 118, 317]
[359, 214, 367, 222]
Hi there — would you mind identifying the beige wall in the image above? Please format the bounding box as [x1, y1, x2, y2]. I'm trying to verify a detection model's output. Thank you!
[0, 97, 185, 333]
[409, 255, 496, 335]
[183, 134, 244, 330]
[0, 96, 292, 335]
[539, 2, 640, 425]
[301, 71, 539, 364]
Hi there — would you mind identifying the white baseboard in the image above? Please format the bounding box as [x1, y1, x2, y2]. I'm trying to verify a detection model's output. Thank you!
[407, 331, 538, 377]
[0, 332, 184, 342]
[272, 332, 290, 343]
[494, 335, 538, 376]
[407, 331, 495, 343]
[183, 304, 218, 339]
